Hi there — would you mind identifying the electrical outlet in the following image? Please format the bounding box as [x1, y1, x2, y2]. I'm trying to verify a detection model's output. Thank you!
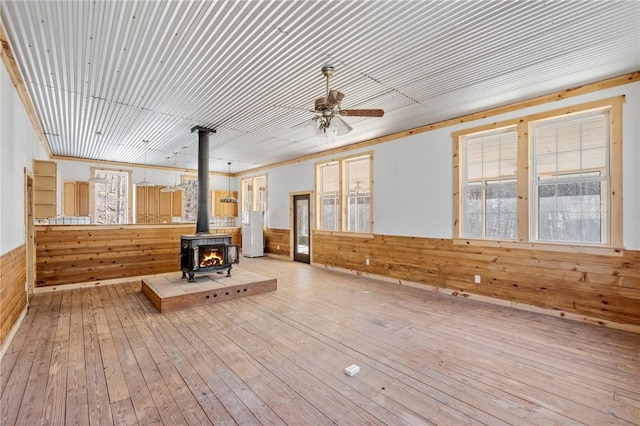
[365, 258, 370, 266]
[474, 275, 481, 284]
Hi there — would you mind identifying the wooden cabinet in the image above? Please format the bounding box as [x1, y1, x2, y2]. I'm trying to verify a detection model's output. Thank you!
[213, 190, 238, 217]
[137, 186, 183, 223]
[136, 186, 157, 224]
[63, 180, 90, 216]
[158, 189, 173, 224]
[34, 160, 57, 219]
[63, 181, 76, 215]
[172, 190, 182, 217]
[77, 181, 89, 216]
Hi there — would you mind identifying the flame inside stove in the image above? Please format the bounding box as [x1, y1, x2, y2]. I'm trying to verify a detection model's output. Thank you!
[200, 250, 224, 267]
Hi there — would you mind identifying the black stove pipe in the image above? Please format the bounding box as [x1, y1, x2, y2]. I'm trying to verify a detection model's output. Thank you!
[191, 126, 216, 234]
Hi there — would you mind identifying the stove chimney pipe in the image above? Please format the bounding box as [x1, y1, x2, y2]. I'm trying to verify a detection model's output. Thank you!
[191, 126, 216, 234]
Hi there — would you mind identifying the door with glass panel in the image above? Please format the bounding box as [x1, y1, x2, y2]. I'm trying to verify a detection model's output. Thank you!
[293, 194, 310, 263]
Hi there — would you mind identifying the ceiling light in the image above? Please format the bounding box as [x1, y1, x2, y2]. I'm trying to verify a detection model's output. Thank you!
[328, 115, 352, 136]
[160, 156, 178, 192]
[136, 179, 155, 187]
[303, 117, 323, 136]
[220, 162, 238, 203]
[136, 140, 155, 187]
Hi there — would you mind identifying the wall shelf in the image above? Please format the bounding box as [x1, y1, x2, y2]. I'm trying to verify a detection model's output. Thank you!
[33, 160, 57, 219]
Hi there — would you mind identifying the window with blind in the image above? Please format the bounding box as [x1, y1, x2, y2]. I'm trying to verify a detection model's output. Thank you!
[316, 153, 372, 233]
[453, 97, 623, 247]
[532, 110, 609, 244]
[462, 128, 518, 239]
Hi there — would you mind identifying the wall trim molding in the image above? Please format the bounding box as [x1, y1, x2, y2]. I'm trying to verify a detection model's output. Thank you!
[312, 262, 640, 334]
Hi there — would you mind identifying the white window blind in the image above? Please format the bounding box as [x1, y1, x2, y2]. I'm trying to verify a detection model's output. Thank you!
[462, 128, 518, 239]
[531, 110, 609, 244]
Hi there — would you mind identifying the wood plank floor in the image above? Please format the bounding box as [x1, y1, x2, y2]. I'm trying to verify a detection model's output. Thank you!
[1, 256, 639, 425]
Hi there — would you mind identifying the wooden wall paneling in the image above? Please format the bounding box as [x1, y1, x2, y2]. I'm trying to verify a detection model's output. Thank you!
[0, 245, 27, 348]
[264, 228, 290, 257]
[312, 232, 640, 326]
[34, 225, 241, 287]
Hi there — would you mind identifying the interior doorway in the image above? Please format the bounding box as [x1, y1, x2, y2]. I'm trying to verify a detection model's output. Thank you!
[292, 193, 310, 264]
[24, 169, 35, 296]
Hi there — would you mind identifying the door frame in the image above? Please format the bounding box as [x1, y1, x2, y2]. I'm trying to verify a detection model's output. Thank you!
[24, 168, 35, 296]
[289, 190, 313, 263]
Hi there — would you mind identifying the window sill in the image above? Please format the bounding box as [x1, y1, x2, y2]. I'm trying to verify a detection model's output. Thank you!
[314, 230, 374, 239]
[453, 238, 624, 257]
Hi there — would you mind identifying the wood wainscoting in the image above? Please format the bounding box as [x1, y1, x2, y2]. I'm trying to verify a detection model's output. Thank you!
[313, 233, 640, 327]
[264, 228, 290, 257]
[35, 225, 240, 288]
[0, 244, 27, 349]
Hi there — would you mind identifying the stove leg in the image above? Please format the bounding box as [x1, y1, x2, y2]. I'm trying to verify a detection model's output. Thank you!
[188, 272, 195, 282]
[226, 266, 231, 277]
[181, 271, 186, 279]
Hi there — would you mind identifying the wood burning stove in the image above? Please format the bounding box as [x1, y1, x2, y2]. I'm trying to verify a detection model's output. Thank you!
[181, 234, 239, 282]
[179, 126, 239, 283]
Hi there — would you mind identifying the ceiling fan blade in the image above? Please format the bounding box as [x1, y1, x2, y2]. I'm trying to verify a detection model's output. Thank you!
[325, 90, 345, 109]
[340, 109, 385, 117]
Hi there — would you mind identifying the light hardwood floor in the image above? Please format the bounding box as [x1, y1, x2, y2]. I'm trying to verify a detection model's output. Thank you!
[2, 256, 639, 425]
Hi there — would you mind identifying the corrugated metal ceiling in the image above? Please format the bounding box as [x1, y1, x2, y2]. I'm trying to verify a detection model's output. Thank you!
[1, 0, 639, 173]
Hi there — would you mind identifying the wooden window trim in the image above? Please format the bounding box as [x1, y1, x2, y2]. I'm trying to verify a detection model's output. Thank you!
[241, 174, 268, 227]
[315, 151, 374, 234]
[90, 167, 132, 223]
[453, 96, 624, 249]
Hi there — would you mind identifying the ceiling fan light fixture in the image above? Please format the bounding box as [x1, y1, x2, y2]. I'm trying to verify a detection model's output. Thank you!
[328, 115, 353, 136]
[303, 117, 323, 137]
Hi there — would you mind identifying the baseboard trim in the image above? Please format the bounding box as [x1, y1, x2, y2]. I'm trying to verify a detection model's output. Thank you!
[0, 304, 28, 361]
[34, 275, 154, 293]
[312, 262, 640, 334]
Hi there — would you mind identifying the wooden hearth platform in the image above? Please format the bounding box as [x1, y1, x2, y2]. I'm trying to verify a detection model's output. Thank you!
[142, 268, 277, 312]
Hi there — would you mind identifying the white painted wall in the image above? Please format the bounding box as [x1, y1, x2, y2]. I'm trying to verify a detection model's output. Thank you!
[266, 162, 314, 229]
[0, 63, 48, 254]
[264, 83, 640, 250]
